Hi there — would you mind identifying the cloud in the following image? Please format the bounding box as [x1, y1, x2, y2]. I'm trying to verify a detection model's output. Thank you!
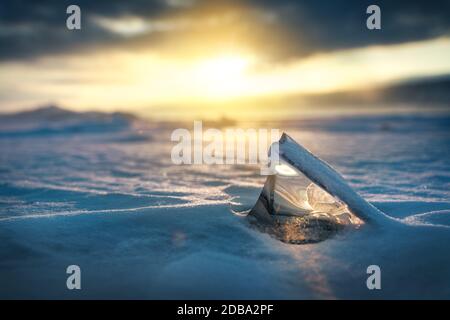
[0, 0, 449, 62]
[243, 0, 450, 61]
[92, 15, 192, 37]
[0, 0, 172, 60]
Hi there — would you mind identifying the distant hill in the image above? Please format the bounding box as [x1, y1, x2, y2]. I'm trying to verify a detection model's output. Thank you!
[297, 74, 450, 107]
[381, 75, 450, 104]
[0, 105, 137, 122]
[0, 105, 137, 136]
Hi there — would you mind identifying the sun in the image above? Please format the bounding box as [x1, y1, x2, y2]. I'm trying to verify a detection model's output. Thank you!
[200, 55, 249, 78]
[193, 54, 252, 98]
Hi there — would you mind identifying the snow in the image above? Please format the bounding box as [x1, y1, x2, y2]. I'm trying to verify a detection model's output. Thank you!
[0, 107, 450, 298]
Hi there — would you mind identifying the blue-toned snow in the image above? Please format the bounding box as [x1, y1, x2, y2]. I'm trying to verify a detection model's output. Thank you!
[0, 107, 450, 299]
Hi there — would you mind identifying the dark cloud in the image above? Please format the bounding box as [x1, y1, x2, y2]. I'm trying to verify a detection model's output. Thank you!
[246, 0, 450, 61]
[0, 0, 449, 62]
[0, 0, 173, 60]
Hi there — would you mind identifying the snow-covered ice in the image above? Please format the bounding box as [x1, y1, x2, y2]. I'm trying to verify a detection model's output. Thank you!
[1, 107, 450, 299]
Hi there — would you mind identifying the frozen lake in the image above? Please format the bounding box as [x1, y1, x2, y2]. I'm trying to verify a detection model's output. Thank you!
[1, 108, 449, 299]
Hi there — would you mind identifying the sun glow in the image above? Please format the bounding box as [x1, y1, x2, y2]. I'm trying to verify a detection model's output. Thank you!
[2, 37, 450, 118]
[192, 54, 253, 98]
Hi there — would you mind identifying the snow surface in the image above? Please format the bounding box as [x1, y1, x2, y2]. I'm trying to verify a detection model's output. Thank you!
[0, 108, 450, 299]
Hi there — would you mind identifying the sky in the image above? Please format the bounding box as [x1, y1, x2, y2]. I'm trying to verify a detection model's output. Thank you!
[1, 0, 449, 119]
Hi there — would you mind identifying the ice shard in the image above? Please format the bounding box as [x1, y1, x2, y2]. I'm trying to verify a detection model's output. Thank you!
[249, 133, 397, 244]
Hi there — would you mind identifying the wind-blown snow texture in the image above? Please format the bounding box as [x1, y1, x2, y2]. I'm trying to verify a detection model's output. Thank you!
[0, 107, 449, 299]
